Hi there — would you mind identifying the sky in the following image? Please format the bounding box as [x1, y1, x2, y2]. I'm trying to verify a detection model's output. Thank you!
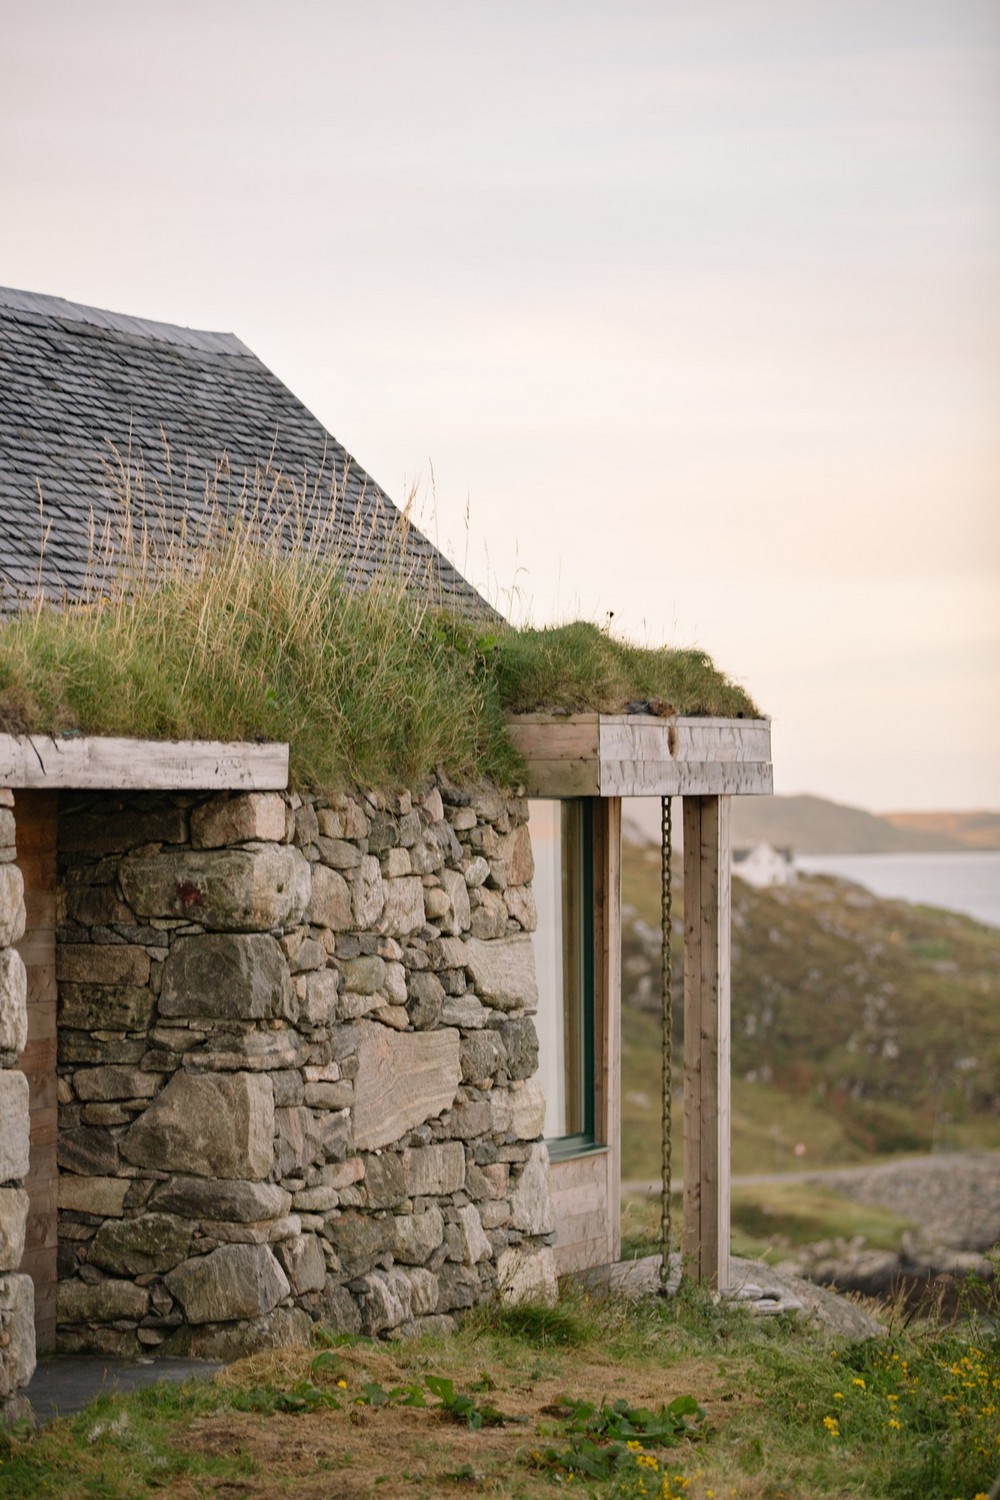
[2, 0, 997, 811]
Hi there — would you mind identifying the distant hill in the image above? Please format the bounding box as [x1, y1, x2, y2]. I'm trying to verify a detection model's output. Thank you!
[619, 836, 1000, 1180]
[884, 809, 1000, 850]
[623, 793, 971, 854]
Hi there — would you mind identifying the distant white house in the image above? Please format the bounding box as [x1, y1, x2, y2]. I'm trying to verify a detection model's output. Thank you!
[732, 841, 796, 888]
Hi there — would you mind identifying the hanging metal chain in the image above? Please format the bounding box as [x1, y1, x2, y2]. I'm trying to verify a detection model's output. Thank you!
[659, 794, 674, 1288]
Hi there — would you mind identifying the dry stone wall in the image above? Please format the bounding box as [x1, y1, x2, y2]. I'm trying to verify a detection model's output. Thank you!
[0, 789, 35, 1416]
[53, 781, 556, 1362]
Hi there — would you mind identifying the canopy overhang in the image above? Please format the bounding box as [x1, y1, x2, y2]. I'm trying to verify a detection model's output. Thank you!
[506, 714, 772, 798]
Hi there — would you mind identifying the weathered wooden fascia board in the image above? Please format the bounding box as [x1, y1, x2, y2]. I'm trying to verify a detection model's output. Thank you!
[507, 714, 772, 798]
[599, 760, 773, 797]
[0, 735, 289, 790]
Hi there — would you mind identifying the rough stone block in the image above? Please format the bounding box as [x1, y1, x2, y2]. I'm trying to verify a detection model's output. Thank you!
[159, 933, 292, 1020]
[119, 846, 311, 931]
[276, 1233, 326, 1295]
[510, 1143, 556, 1235]
[454, 1204, 492, 1264]
[351, 1022, 460, 1150]
[462, 936, 538, 1012]
[0, 1273, 35, 1397]
[57, 1176, 131, 1217]
[406, 970, 444, 1030]
[323, 1210, 394, 1278]
[340, 956, 385, 996]
[361, 1153, 406, 1209]
[161, 1306, 311, 1360]
[504, 886, 537, 932]
[316, 836, 361, 869]
[460, 1031, 505, 1085]
[392, 1205, 444, 1264]
[404, 1266, 439, 1317]
[470, 889, 508, 941]
[58, 984, 155, 1032]
[358, 1268, 412, 1335]
[60, 804, 189, 853]
[497, 1246, 558, 1307]
[57, 944, 151, 986]
[510, 1079, 547, 1140]
[0, 1188, 28, 1271]
[88, 1214, 193, 1276]
[72, 1066, 161, 1101]
[302, 969, 339, 1024]
[165, 1244, 290, 1324]
[274, 1107, 324, 1177]
[400, 1143, 466, 1197]
[58, 1278, 149, 1324]
[498, 825, 534, 887]
[121, 1071, 274, 1180]
[378, 877, 425, 937]
[190, 793, 287, 848]
[0, 865, 26, 947]
[499, 1017, 539, 1079]
[58, 1126, 120, 1177]
[0, 1072, 30, 1183]
[0, 948, 27, 1054]
[152, 1176, 291, 1222]
[307, 865, 353, 931]
[317, 800, 369, 840]
[351, 855, 384, 927]
[438, 869, 471, 936]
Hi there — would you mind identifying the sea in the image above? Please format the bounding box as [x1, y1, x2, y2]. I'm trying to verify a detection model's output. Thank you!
[795, 851, 1000, 931]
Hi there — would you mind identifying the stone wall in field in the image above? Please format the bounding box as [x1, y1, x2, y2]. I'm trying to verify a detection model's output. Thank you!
[52, 781, 555, 1361]
[0, 789, 35, 1415]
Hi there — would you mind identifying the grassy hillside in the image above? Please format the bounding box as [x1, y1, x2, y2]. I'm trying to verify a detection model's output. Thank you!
[621, 838, 1000, 1182]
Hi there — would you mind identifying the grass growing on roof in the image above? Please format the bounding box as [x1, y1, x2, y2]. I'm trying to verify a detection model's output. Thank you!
[0, 498, 758, 789]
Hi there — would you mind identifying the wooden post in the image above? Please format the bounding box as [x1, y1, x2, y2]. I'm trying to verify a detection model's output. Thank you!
[682, 794, 732, 1290]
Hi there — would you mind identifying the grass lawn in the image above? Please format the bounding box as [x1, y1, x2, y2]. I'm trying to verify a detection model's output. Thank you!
[3, 1281, 997, 1499]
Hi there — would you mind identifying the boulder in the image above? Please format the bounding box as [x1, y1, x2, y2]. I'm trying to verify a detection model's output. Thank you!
[162, 1307, 311, 1360]
[357, 1268, 412, 1336]
[121, 1071, 274, 1179]
[165, 1243, 290, 1324]
[159, 933, 292, 1020]
[119, 846, 310, 930]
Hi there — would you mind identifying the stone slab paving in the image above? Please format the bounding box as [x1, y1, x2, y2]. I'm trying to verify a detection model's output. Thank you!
[20, 1356, 223, 1424]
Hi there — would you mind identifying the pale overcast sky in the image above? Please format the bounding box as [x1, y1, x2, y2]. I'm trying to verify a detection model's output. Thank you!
[2, 0, 997, 810]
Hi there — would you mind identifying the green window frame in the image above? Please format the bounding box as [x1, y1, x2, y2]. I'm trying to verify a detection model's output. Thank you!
[528, 798, 596, 1159]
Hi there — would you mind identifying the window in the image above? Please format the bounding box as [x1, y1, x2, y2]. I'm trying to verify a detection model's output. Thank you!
[528, 799, 595, 1152]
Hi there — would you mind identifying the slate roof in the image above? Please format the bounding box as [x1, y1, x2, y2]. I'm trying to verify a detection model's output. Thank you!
[0, 287, 492, 615]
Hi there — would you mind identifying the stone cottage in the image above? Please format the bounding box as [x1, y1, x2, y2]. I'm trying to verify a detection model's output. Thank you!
[0, 289, 772, 1414]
